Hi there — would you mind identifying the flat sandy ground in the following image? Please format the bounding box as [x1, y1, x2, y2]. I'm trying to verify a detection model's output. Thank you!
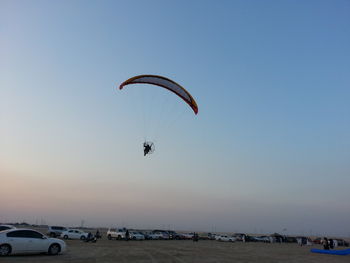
[2, 238, 349, 263]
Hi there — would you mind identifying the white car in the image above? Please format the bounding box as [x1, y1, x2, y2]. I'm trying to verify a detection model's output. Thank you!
[253, 236, 270, 243]
[60, 229, 89, 240]
[215, 235, 236, 242]
[0, 228, 66, 256]
[0, 225, 16, 232]
[147, 232, 164, 240]
[107, 228, 126, 240]
[129, 231, 145, 240]
[47, 226, 68, 238]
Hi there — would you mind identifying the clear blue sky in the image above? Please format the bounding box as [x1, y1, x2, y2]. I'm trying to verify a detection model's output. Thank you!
[1, 0, 349, 236]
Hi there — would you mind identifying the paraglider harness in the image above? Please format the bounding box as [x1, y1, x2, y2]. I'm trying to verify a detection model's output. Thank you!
[143, 141, 155, 156]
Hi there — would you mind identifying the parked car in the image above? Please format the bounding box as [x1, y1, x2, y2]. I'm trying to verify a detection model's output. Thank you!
[0, 225, 16, 232]
[129, 231, 145, 240]
[313, 237, 322, 244]
[47, 226, 68, 238]
[284, 236, 297, 243]
[234, 233, 246, 242]
[180, 233, 194, 240]
[60, 229, 88, 240]
[335, 239, 349, 247]
[167, 231, 181, 240]
[0, 228, 66, 256]
[253, 236, 270, 243]
[152, 230, 170, 240]
[147, 232, 164, 240]
[107, 228, 126, 240]
[207, 233, 217, 240]
[139, 231, 162, 240]
[138, 231, 151, 240]
[198, 233, 210, 240]
[245, 235, 259, 242]
[215, 235, 236, 242]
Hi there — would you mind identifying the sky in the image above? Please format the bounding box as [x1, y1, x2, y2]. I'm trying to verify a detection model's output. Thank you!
[1, 0, 349, 237]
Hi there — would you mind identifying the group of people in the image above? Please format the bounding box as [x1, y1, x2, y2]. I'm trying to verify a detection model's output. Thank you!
[84, 230, 102, 243]
[323, 237, 337, 250]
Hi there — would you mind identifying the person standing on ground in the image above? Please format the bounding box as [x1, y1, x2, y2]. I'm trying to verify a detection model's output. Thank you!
[323, 237, 330, 250]
[95, 229, 101, 239]
[192, 233, 199, 242]
[125, 229, 130, 241]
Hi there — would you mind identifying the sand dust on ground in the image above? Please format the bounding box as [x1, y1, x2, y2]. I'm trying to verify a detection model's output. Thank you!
[2, 238, 349, 263]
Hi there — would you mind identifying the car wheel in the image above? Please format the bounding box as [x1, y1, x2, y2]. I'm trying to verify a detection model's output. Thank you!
[80, 236, 86, 240]
[63, 235, 68, 239]
[108, 235, 112, 240]
[48, 244, 61, 255]
[0, 244, 11, 256]
[117, 235, 122, 240]
[133, 237, 136, 240]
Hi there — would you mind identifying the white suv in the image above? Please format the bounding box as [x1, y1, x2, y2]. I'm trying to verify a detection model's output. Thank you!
[107, 228, 126, 240]
[47, 226, 68, 238]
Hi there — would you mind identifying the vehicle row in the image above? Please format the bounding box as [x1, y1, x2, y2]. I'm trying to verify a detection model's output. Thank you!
[106, 228, 198, 240]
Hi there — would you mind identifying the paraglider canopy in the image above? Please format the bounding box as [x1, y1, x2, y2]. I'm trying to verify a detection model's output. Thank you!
[119, 74, 198, 156]
[119, 75, 198, 114]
